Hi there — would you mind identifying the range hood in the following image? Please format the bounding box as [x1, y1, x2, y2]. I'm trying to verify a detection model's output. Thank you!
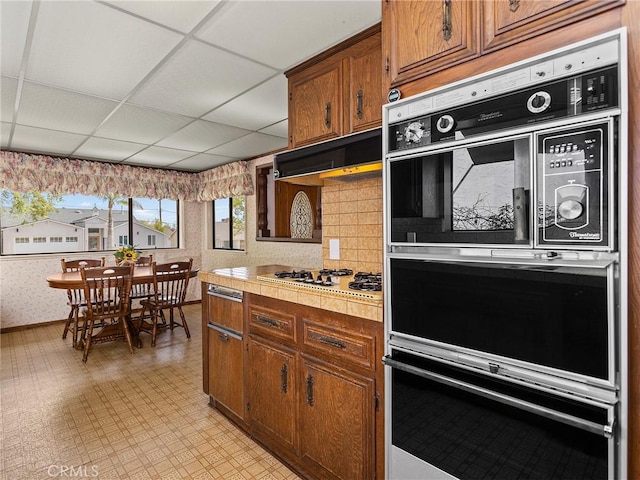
[273, 128, 382, 185]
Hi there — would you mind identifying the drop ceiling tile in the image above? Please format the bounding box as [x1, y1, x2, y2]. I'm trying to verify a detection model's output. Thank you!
[1, 76, 18, 123]
[16, 82, 118, 134]
[74, 137, 146, 161]
[1, 122, 12, 147]
[104, 0, 220, 34]
[156, 119, 250, 152]
[207, 132, 286, 159]
[125, 145, 196, 168]
[259, 119, 288, 139]
[129, 39, 276, 117]
[203, 75, 287, 130]
[94, 104, 193, 144]
[169, 152, 237, 172]
[11, 124, 87, 156]
[26, 1, 183, 99]
[0, 1, 32, 76]
[195, 1, 381, 70]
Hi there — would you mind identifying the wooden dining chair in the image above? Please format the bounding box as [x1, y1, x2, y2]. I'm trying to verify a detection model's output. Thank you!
[60, 257, 105, 349]
[80, 264, 135, 363]
[130, 254, 154, 302]
[138, 259, 193, 347]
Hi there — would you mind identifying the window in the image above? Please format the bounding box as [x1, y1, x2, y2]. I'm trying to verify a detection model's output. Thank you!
[1, 191, 180, 255]
[213, 196, 245, 250]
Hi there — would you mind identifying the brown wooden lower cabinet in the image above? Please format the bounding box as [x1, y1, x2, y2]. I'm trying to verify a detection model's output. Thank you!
[206, 290, 384, 480]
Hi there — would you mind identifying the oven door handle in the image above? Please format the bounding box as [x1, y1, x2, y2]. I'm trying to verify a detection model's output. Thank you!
[383, 356, 615, 438]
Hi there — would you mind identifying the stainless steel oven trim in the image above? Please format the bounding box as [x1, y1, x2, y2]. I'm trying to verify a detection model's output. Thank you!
[383, 355, 616, 438]
[384, 109, 621, 161]
[388, 337, 618, 405]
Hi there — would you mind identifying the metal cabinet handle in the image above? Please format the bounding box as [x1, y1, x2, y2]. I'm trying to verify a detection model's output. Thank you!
[256, 314, 278, 328]
[319, 335, 346, 349]
[356, 90, 363, 120]
[442, 0, 452, 41]
[324, 102, 331, 128]
[509, 0, 520, 12]
[218, 332, 229, 341]
[280, 364, 288, 393]
[306, 374, 314, 406]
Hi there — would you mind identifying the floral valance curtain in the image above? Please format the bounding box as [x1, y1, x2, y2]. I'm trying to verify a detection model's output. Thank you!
[0, 151, 254, 201]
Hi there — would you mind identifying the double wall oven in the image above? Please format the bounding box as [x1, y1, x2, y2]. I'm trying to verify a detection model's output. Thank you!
[383, 30, 628, 479]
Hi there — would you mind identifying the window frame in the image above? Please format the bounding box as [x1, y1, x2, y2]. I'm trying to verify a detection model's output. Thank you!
[212, 196, 245, 251]
[1, 193, 181, 256]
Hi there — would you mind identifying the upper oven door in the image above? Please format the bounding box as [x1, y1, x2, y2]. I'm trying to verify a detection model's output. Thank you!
[387, 256, 617, 396]
[388, 133, 532, 248]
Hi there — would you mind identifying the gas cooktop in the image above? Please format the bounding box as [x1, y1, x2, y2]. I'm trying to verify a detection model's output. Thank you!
[257, 268, 383, 302]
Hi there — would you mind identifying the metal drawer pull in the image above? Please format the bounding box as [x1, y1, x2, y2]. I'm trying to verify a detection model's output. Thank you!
[324, 102, 331, 128]
[256, 315, 278, 328]
[356, 90, 363, 119]
[306, 374, 314, 406]
[318, 336, 346, 349]
[280, 364, 288, 393]
[442, 0, 452, 41]
[218, 332, 229, 341]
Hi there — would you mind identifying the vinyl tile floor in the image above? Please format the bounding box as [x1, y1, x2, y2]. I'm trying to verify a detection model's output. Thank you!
[0, 304, 301, 480]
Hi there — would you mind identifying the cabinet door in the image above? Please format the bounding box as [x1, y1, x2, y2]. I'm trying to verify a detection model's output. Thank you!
[247, 336, 298, 454]
[383, 0, 480, 88]
[299, 357, 375, 480]
[483, 0, 624, 52]
[289, 63, 342, 148]
[346, 32, 383, 133]
[208, 324, 244, 418]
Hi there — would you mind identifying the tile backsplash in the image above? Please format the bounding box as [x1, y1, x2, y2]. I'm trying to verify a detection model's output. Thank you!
[321, 176, 382, 274]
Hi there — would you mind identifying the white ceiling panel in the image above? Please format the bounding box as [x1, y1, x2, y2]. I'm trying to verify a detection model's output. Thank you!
[195, 0, 381, 70]
[1, 76, 18, 123]
[0, 1, 381, 171]
[203, 75, 288, 130]
[208, 132, 286, 158]
[104, 0, 220, 33]
[11, 125, 87, 156]
[26, 1, 183, 99]
[170, 152, 237, 172]
[0, 1, 33, 77]
[157, 119, 251, 152]
[16, 82, 119, 135]
[94, 104, 193, 144]
[125, 146, 196, 167]
[129, 39, 276, 117]
[259, 119, 288, 139]
[74, 137, 146, 161]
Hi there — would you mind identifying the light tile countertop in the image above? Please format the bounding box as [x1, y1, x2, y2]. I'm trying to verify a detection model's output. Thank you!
[199, 264, 383, 322]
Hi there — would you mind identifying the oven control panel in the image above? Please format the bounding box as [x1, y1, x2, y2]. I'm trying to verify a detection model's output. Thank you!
[537, 121, 611, 249]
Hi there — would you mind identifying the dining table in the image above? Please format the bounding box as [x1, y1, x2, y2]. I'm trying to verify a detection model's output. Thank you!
[46, 265, 199, 349]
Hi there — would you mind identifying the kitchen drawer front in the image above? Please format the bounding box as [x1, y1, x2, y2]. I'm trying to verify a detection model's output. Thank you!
[302, 320, 375, 370]
[249, 305, 296, 343]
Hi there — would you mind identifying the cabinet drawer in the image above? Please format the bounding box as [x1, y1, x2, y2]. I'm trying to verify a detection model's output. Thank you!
[249, 306, 296, 343]
[302, 321, 375, 370]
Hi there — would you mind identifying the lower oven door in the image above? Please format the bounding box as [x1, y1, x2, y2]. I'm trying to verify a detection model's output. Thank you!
[384, 351, 617, 480]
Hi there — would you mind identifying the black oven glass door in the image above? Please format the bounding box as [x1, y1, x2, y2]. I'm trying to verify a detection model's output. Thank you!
[389, 135, 531, 246]
[389, 258, 611, 381]
[387, 351, 613, 480]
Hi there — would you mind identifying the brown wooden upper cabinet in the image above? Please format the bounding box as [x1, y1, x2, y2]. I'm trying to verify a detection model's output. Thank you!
[286, 24, 382, 149]
[382, 0, 624, 91]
